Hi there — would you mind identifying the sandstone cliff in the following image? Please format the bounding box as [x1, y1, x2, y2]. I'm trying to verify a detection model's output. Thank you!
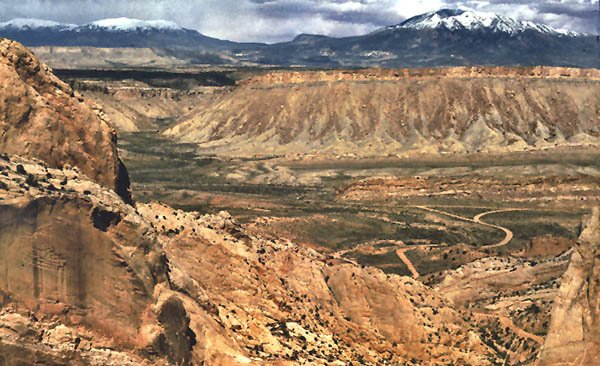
[0, 39, 131, 202]
[0, 157, 194, 365]
[165, 67, 600, 157]
[75, 82, 220, 132]
[0, 44, 502, 362]
[537, 207, 600, 365]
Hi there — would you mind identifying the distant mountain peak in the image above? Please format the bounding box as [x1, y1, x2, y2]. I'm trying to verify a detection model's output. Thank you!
[84, 17, 183, 32]
[393, 8, 580, 36]
[292, 33, 331, 43]
[0, 18, 76, 30]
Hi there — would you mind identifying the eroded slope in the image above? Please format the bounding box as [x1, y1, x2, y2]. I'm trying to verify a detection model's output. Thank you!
[0, 157, 194, 365]
[165, 67, 600, 157]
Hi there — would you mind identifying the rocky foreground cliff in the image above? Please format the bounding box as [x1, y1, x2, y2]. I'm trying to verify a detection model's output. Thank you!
[164, 67, 600, 157]
[0, 39, 131, 202]
[0, 159, 501, 364]
[0, 40, 497, 365]
[537, 208, 600, 365]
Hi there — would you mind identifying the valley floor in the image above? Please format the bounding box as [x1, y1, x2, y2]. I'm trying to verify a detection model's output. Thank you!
[118, 130, 600, 361]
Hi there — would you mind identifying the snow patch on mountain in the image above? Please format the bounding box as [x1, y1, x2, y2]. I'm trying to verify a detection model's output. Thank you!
[393, 9, 581, 37]
[84, 17, 183, 31]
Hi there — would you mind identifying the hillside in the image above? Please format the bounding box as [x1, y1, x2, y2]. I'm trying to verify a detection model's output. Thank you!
[164, 66, 600, 157]
[2, 39, 600, 366]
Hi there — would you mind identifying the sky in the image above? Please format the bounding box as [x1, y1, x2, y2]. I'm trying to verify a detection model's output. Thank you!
[0, 0, 598, 43]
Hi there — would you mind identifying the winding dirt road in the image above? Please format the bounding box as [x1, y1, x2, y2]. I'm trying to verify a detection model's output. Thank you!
[396, 248, 420, 279]
[393, 206, 525, 278]
[336, 206, 524, 279]
[473, 209, 521, 248]
[416, 206, 523, 248]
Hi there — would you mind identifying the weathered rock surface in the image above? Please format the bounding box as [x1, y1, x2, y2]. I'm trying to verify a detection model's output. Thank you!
[537, 207, 600, 365]
[3, 37, 599, 365]
[138, 202, 501, 364]
[3, 156, 587, 365]
[0, 156, 193, 365]
[165, 67, 600, 157]
[0, 39, 131, 202]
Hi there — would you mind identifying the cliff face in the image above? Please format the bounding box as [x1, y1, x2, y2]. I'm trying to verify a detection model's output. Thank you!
[165, 67, 600, 157]
[0, 157, 194, 365]
[75, 82, 216, 132]
[3, 38, 598, 365]
[0, 39, 131, 202]
[537, 207, 600, 365]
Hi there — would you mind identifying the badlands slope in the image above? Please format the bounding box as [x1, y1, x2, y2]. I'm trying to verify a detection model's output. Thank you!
[165, 67, 600, 157]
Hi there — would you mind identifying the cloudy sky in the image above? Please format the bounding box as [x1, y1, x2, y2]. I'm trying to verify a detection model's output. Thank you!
[0, 0, 598, 42]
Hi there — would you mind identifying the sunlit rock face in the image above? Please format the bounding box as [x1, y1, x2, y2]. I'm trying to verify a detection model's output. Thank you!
[0, 38, 131, 203]
[165, 67, 600, 157]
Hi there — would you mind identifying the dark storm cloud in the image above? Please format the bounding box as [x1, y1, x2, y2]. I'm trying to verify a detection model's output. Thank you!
[0, 0, 597, 42]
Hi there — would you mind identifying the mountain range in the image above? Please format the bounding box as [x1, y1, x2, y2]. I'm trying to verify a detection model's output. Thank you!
[1, 9, 598, 68]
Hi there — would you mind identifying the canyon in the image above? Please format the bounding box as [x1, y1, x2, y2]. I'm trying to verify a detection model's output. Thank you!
[0, 38, 598, 366]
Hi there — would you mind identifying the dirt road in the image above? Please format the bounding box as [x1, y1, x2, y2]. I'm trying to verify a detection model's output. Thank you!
[335, 206, 523, 279]
[396, 248, 420, 279]
[473, 312, 544, 345]
[416, 206, 523, 248]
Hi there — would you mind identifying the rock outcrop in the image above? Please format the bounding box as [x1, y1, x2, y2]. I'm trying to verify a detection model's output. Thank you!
[75, 82, 220, 132]
[165, 67, 600, 157]
[0, 156, 193, 365]
[0, 39, 131, 202]
[537, 207, 600, 365]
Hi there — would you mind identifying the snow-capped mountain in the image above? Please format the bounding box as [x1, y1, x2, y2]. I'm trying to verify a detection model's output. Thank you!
[81, 17, 183, 32]
[0, 9, 596, 68]
[392, 9, 581, 37]
[0, 17, 240, 50]
[0, 18, 76, 30]
[0, 17, 182, 32]
[253, 8, 596, 68]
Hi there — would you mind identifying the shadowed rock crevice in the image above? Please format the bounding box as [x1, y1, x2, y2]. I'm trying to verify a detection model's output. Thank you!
[155, 296, 196, 366]
[91, 206, 121, 232]
[114, 158, 133, 205]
